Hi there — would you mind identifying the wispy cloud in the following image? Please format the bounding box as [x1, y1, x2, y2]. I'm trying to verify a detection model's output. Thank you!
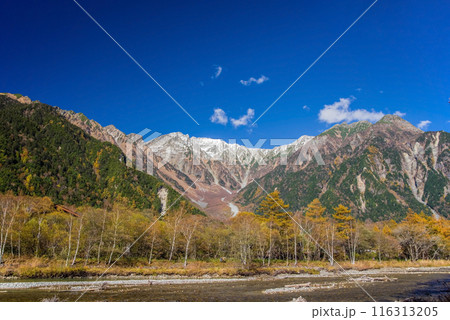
[318, 97, 384, 124]
[303, 105, 310, 111]
[211, 66, 222, 79]
[210, 108, 228, 125]
[231, 109, 255, 128]
[240, 75, 269, 86]
[394, 111, 406, 117]
[417, 120, 431, 130]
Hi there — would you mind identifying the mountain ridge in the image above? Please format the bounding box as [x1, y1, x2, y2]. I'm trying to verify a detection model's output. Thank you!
[51, 97, 450, 220]
[3, 93, 448, 220]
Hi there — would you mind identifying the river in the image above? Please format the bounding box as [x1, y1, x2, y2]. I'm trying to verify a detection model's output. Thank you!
[0, 270, 448, 302]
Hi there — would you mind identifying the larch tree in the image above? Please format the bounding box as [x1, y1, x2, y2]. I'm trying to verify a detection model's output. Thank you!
[333, 204, 358, 264]
[257, 189, 291, 265]
[304, 198, 326, 261]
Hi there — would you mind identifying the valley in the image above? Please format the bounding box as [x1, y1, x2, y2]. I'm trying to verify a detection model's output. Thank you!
[51, 93, 450, 221]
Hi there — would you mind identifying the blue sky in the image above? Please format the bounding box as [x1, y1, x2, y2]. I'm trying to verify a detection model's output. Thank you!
[1, 0, 449, 147]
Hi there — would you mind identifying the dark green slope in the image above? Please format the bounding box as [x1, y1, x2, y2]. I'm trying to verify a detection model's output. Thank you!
[0, 95, 202, 214]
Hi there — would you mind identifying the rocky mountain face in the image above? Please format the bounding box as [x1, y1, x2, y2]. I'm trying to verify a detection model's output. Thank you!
[57, 107, 313, 218]
[237, 116, 450, 221]
[55, 101, 449, 221]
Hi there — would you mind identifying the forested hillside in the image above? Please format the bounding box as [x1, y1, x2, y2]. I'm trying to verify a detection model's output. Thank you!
[0, 94, 202, 214]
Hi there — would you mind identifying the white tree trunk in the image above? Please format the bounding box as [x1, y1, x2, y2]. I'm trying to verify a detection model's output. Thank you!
[148, 235, 155, 264]
[65, 216, 73, 267]
[71, 216, 84, 266]
[294, 231, 298, 265]
[0, 202, 16, 264]
[35, 217, 43, 257]
[97, 211, 106, 264]
[184, 238, 191, 267]
[169, 230, 177, 261]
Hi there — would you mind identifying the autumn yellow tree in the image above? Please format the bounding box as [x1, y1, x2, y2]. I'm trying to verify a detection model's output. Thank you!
[304, 198, 326, 261]
[393, 210, 439, 261]
[257, 189, 291, 265]
[333, 205, 358, 264]
[373, 222, 401, 261]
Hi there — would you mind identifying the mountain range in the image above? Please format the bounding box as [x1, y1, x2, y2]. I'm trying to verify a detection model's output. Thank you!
[2, 93, 449, 221]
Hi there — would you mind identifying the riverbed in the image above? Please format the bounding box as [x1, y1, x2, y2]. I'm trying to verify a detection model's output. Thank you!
[0, 268, 448, 302]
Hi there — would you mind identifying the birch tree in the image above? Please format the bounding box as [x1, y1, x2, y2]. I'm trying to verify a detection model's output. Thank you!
[71, 214, 84, 265]
[0, 195, 19, 264]
[180, 215, 201, 267]
[231, 212, 259, 266]
[108, 208, 121, 265]
[166, 205, 186, 261]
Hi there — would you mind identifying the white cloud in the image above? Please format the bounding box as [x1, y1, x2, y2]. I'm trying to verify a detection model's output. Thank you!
[210, 108, 228, 125]
[417, 120, 431, 130]
[318, 97, 385, 124]
[240, 75, 269, 86]
[394, 111, 406, 117]
[303, 105, 310, 111]
[356, 88, 362, 92]
[212, 66, 222, 79]
[230, 109, 255, 128]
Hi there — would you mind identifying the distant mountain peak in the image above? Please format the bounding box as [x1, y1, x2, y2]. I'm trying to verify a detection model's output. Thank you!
[375, 114, 423, 133]
[377, 114, 405, 123]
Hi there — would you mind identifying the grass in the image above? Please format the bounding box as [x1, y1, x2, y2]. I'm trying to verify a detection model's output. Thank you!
[0, 257, 448, 279]
[293, 259, 450, 272]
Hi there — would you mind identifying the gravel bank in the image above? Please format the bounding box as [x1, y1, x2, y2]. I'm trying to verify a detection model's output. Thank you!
[0, 277, 254, 290]
[0, 266, 448, 290]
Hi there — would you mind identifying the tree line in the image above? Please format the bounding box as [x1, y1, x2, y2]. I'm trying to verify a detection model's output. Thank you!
[0, 191, 449, 267]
